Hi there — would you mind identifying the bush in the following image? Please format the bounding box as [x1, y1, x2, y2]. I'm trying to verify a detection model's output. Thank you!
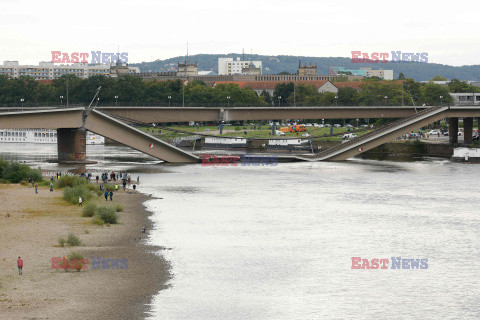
[66, 233, 82, 246]
[91, 215, 104, 226]
[68, 252, 85, 272]
[58, 237, 66, 247]
[115, 204, 124, 212]
[82, 203, 97, 217]
[57, 176, 87, 188]
[63, 185, 93, 205]
[234, 126, 241, 131]
[0, 158, 43, 184]
[96, 206, 118, 224]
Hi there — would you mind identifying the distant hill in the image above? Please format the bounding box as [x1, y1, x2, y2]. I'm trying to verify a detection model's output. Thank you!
[131, 54, 480, 82]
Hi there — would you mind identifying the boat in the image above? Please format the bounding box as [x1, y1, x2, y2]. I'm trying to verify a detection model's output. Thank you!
[452, 147, 480, 163]
[0, 128, 105, 145]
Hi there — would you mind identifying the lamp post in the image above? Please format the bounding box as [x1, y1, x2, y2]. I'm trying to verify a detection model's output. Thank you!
[168, 95, 171, 107]
[20, 98, 24, 108]
[115, 95, 118, 107]
[60, 95, 63, 107]
[335, 95, 338, 106]
[227, 96, 230, 108]
[278, 96, 281, 107]
[384, 96, 388, 106]
[439, 95, 443, 106]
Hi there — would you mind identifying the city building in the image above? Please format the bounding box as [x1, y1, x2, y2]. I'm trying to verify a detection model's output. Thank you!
[361, 67, 393, 80]
[450, 93, 480, 106]
[0, 61, 139, 80]
[330, 66, 393, 80]
[177, 61, 198, 77]
[298, 63, 317, 76]
[218, 58, 262, 75]
[213, 80, 338, 97]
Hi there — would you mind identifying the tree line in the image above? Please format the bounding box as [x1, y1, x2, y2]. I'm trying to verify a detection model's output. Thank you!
[0, 74, 477, 107]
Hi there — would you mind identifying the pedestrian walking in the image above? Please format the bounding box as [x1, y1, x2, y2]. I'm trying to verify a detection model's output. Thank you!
[109, 191, 113, 201]
[122, 180, 126, 190]
[104, 190, 109, 201]
[115, 184, 118, 191]
[35, 185, 38, 194]
[79, 196, 83, 206]
[96, 175, 99, 183]
[133, 184, 136, 190]
[137, 176, 140, 184]
[17, 257, 23, 275]
[50, 182, 53, 192]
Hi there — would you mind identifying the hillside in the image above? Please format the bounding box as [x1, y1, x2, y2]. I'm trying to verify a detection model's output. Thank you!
[131, 54, 480, 82]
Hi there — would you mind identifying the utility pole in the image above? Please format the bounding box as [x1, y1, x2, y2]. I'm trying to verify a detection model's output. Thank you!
[66, 78, 69, 107]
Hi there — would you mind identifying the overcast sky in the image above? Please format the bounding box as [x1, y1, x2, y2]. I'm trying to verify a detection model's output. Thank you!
[1, 0, 479, 67]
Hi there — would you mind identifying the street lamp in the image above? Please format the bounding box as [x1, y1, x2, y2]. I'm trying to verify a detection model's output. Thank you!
[439, 95, 443, 106]
[384, 96, 388, 106]
[335, 95, 338, 106]
[20, 98, 24, 108]
[278, 96, 281, 107]
[227, 96, 230, 108]
[60, 95, 63, 107]
[168, 95, 171, 107]
[115, 95, 118, 107]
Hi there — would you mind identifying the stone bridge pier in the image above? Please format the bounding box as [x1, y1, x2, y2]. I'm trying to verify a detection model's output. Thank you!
[448, 117, 459, 144]
[57, 128, 87, 163]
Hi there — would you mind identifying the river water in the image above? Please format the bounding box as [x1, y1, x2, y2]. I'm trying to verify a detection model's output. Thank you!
[1, 143, 479, 319]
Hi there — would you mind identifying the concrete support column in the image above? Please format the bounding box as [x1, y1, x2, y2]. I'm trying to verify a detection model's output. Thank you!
[464, 117, 473, 144]
[448, 117, 458, 144]
[57, 128, 86, 162]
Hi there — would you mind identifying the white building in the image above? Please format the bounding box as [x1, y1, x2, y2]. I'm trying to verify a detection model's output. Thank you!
[0, 61, 140, 80]
[218, 57, 262, 75]
[360, 67, 394, 80]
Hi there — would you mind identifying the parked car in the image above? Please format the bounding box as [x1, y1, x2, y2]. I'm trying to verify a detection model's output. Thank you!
[305, 123, 313, 127]
[427, 130, 441, 136]
[343, 133, 357, 139]
[333, 124, 341, 128]
[324, 124, 332, 127]
[275, 130, 285, 136]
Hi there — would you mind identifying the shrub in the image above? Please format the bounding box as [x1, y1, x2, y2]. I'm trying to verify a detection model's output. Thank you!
[68, 252, 85, 272]
[91, 215, 104, 226]
[115, 204, 124, 212]
[234, 126, 241, 131]
[82, 203, 97, 217]
[0, 158, 43, 184]
[58, 237, 66, 247]
[63, 185, 93, 205]
[96, 206, 118, 224]
[66, 233, 82, 246]
[57, 176, 87, 188]
[20, 180, 29, 186]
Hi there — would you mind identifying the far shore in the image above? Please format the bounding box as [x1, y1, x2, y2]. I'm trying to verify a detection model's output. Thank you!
[0, 182, 170, 319]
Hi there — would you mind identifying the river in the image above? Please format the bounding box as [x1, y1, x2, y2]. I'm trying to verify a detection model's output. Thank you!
[1, 143, 479, 319]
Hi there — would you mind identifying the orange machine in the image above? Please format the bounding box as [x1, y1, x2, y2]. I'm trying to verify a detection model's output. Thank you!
[279, 125, 306, 133]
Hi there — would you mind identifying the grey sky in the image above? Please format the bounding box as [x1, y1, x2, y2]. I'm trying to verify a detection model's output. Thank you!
[1, 0, 479, 66]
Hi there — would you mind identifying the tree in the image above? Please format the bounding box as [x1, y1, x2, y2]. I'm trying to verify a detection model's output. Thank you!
[273, 82, 294, 105]
[260, 90, 272, 104]
[421, 83, 453, 106]
[277, 71, 291, 75]
[337, 87, 359, 106]
[398, 72, 406, 80]
[431, 75, 447, 81]
[448, 79, 480, 93]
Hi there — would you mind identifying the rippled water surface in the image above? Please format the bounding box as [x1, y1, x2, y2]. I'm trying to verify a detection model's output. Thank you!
[2, 143, 479, 319]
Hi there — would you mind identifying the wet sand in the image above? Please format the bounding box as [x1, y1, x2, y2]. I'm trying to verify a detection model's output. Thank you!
[0, 183, 170, 319]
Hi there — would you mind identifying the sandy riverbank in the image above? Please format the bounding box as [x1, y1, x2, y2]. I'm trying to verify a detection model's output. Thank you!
[0, 183, 170, 319]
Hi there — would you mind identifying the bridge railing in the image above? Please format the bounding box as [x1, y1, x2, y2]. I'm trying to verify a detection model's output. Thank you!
[313, 106, 444, 159]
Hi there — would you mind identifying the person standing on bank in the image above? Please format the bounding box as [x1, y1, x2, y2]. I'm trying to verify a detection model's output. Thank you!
[104, 190, 109, 201]
[17, 257, 23, 275]
[50, 182, 53, 192]
[109, 190, 113, 201]
[79, 196, 83, 207]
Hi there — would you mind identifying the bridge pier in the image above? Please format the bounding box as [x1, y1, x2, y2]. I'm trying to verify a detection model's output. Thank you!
[448, 117, 458, 144]
[57, 128, 87, 163]
[464, 117, 473, 144]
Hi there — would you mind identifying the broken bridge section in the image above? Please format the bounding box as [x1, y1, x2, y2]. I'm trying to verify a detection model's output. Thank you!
[83, 109, 199, 163]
